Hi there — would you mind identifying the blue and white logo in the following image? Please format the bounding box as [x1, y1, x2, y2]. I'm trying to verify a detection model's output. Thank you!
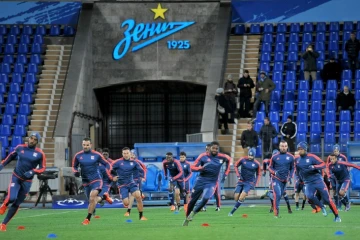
[56, 198, 85, 207]
[113, 3, 195, 60]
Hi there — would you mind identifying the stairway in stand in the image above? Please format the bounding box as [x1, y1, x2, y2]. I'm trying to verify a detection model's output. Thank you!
[29, 45, 71, 166]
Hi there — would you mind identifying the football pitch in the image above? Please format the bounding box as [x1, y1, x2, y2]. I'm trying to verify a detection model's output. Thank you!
[1, 205, 359, 240]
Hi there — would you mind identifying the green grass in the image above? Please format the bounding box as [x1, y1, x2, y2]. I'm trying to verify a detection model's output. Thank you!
[1, 205, 360, 240]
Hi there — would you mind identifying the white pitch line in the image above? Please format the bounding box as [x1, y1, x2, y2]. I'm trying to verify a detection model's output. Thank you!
[13, 210, 78, 220]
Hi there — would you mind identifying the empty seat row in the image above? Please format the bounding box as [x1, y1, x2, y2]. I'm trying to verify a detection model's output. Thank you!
[0, 103, 31, 115]
[0, 25, 75, 36]
[263, 32, 346, 43]
[1, 114, 29, 126]
[0, 73, 38, 84]
[1, 54, 42, 64]
[0, 34, 43, 44]
[0, 93, 33, 104]
[0, 43, 43, 54]
[0, 63, 38, 74]
[0, 124, 27, 137]
[0, 136, 24, 148]
[0, 82, 35, 94]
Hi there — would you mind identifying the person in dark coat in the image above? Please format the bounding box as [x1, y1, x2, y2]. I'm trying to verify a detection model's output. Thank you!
[280, 115, 297, 153]
[237, 70, 255, 118]
[322, 57, 342, 84]
[336, 86, 355, 113]
[302, 44, 319, 81]
[345, 32, 360, 76]
[240, 122, 259, 156]
[224, 74, 237, 123]
[252, 71, 275, 119]
[259, 117, 277, 155]
[215, 88, 232, 134]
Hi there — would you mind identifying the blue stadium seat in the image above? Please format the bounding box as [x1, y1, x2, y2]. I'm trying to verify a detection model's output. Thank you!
[9, 82, 21, 93]
[0, 74, 9, 84]
[328, 41, 339, 51]
[2, 114, 13, 125]
[324, 144, 333, 153]
[6, 34, 17, 44]
[296, 133, 307, 143]
[271, 122, 279, 133]
[341, 144, 348, 153]
[14, 63, 25, 73]
[18, 103, 31, 115]
[303, 22, 313, 32]
[290, 23, 300, 33]
[329, 51, 338, 60]
[315, 41, 325, 51]
[326, 100, 336, 110]
[340, 110, 351, 121]
[317, 51, 325, 61]
[298, 80, 309, 90]
[16, 54, 27, 64]
[27, 64, 38, 74]
[0, 136, 9, 148]
[0, 83, 5, 94]
[282, 111, 293, 123]
[310, 133, 321, 144]
[33, 35, 44, 44]
[273, 72, 283, 82]
[343, 21, 354, 31]
[310, 111, 322, 121]
[355, 122, 360, 132]
[23, 83, 35, 93]
[286, 71, 296, 80]
[263, 34, 273, 43]
[277, 23, 287, 33]
[355, 110, 360, 121]
[12, 73, 23, 83]
[341, 79, 352, 90]
[264, 23, 274, 33]
[316, 22, 326, 32]
[254, 122, 263, 132]
[311, 90, 322, 100]
[288, 42, 298, 52]
[11, 136, 23, 147]
[235, 25, 245, 35]
[255, 145, 262, 158]
[274, 52, 284, 61]
[255, 111, 265, 122]
[50, 25, 61, 36]
[298, 91, 309, 101]
[250, 24, 261, 34]
[261, 53, 271, 62]
[0, 125, 11, 137]
[339, 133, 350, 143]
[303, 33, 312, 42]
[0, 35, 3, 44]
[0, 94, 4, 104]
[325, 110, 336, 121]
[317, 61, 324, 70]
[271, 90, 281, 101]
[30, 54, 41, 64]
[301, 42, 312, 52]
[288, 52, 298, 61]
[283, 101, 294, 111]
[16, 114, 28, 125]
[297, 101, 309, 111]
[297, 111, 308, 122]
[7, 93, 18, 104]
[63, 25, 76, 36]
[310, 144, 321, 153]
[20, 35, 30, 44]
[275, 42, 285, 52]
[343, 31, 351, 42]
[329, 32, 339, 42]
[0, 25, 7, 35]
[262, 43, 272, 52]
[142, 164, 158, 191]
[273, 81, 282, 91]
[356, 89, 360, 100]
[20, 93, 33, 104]
[311, 100, 322, 111]
[310, 122, 321, 133]
[269, 111, 279, 122]
[1, 63, 11, 73]
[273, 62, 284, 72]
[13, 125, 26, 137]
[25, 73, 37, 83]
[355, 100, 360, 110]
[340, 122, 351, 132]
[355, 133, 360, 141]
[270, 101, 280, 111]
[36, 25, 46, 35]
[324, 133, 335, 143]
[297, 122, 308, 133]
[31, 43, 42, 54]
[327, 80, 338, 90]
[276, 33, 286, 43]
[316, 32, 326, 42]
[23, 25, 33, 35]
[284, 91, 295, 100]
[289, 33, 299, 42]
[3, 55, 14, 64]
[329, 22, 339, 32]
[285, 81, 295, 90]
[312, 80, 323, 90]
[10, 25, 20, 35]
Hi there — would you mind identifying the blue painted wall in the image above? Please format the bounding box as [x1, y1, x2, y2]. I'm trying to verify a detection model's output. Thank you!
[0, 1, 82, 25]
[232, 0, 360, 23]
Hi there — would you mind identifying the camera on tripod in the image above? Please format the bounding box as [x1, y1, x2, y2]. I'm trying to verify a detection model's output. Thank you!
[37, 171, 58, 181]
[35, 168, 59, 207]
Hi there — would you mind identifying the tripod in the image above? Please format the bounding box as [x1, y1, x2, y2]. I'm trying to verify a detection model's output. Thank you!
[35, 179, 53, 207]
